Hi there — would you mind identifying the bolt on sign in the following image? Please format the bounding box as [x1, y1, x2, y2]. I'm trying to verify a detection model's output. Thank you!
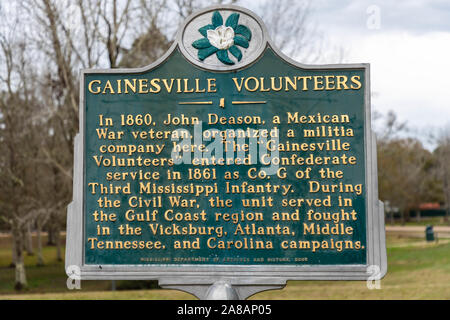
[66, 5, 387, 299]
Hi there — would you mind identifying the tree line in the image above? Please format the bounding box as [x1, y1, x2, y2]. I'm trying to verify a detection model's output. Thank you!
[375, 111, 450, 224]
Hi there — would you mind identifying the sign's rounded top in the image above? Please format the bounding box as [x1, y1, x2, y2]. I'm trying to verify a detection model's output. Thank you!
[177, 5, 268, 72]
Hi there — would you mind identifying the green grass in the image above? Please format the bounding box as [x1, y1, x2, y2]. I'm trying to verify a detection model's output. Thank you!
[0, 235, 112, 294]
[0, 233, 449, 299]
[252, 237, 450, 299]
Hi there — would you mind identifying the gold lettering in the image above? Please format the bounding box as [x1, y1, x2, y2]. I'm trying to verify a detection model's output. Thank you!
[351, 75, 362, 89]
[138, 79, 148, 93]
[124, 79, 137, 93]
[325, 75, 336, 90]
[88, 80, 101, 94]
[183, 78, 194, 93]
[313, 76, 324, 91]
[150, 78, 161, 93]
[244, 77, 259, 92]
[232, 77, 244, 92]
[195, 78, 206, 93]
[336, 75, 349, 90]
[102, 80, 115, 94]
[207, 78, 217, 92]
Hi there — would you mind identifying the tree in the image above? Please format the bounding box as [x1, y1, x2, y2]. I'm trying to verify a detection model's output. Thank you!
[375, 111, 439, 224]
[434, 126, 450, 223]
[0, 35, 37, 289]
[0, 0, 328, 289]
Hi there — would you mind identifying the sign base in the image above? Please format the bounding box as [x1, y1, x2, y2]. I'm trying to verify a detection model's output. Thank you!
[160, 280, 286, 300]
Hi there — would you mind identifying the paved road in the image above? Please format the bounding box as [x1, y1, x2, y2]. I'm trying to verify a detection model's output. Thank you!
[386, 226, 450, 232]
[386, 225, 450, 239]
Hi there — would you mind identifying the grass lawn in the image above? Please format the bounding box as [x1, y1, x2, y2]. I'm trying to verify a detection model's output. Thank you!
[0, 233, 449, 300]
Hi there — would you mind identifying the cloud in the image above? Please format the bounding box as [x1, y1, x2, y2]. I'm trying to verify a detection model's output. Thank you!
[356, 31, 450, 128]
[312, 0, 450, 35]
[244, 0, 449, 144]
[300, 0, 450, 146]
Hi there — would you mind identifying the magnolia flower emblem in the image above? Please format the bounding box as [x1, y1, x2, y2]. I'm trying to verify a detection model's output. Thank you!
[192, 11, 252, 65]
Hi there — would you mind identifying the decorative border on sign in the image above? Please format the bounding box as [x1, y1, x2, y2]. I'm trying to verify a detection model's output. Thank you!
[177, 6, 267, 72]
[191, 10, 252, 65]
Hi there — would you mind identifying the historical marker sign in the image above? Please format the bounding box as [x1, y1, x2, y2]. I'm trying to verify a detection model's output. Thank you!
[66, 5, 387, 299]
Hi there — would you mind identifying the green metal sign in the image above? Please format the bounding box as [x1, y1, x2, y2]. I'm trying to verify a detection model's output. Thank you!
[84, 47, 367, 266]
[66, 5, 386, 298]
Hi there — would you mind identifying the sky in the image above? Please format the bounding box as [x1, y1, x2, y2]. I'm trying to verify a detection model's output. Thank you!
[245, 0, 450, 148]
[2, 0, 448, 148]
